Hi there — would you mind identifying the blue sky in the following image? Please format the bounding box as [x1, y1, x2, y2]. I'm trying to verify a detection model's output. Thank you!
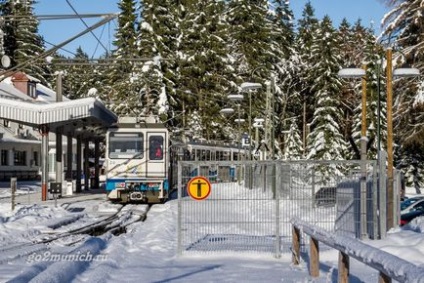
[34, 0, 389, 58]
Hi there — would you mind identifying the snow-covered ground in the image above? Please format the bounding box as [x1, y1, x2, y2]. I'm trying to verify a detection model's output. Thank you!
[0, 181, 423, 283]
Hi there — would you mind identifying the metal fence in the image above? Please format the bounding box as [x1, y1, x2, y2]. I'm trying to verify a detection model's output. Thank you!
[177, 157, 394, 257]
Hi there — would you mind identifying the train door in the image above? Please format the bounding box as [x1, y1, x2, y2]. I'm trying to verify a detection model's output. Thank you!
[146, 132, 167, 177]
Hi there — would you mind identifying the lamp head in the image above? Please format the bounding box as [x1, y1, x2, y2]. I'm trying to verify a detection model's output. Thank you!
[240, 82, 262, 92]
[393, 67, 420, 78]
[220, 108, 235, 115]
[228, 94, 244, 101]
[337, 67, 366, 78]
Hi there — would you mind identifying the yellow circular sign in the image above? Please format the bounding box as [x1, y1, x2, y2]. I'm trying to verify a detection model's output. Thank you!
[187, 176, 211, 201]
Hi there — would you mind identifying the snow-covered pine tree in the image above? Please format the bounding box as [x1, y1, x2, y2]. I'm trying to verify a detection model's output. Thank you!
[107, 0, 140, 117]
[295, 2, 320, 159]
[282, 117, 303, 160]
[306, 15, 347, 176]
[0, 0, 47, 84]
[136, 0, 166, 118]
[381, 0, 424, 188]
[177, 0, 232, 140]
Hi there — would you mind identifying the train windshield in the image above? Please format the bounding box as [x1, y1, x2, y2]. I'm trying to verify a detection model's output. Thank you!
[108, 132, 143, 159]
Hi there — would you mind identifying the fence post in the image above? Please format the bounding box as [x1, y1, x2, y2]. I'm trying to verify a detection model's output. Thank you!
[379, 151, 387, 238]
[292, 225, 300, 265]
[311, 166, 315, 206]
[310, 237, 319, 277]
[338, 251, 349, 283]
[11, 177, 17, 211]
[177, 161, 183, 256]
[372, 165, 379, 239]
[274, 162, 280, 258]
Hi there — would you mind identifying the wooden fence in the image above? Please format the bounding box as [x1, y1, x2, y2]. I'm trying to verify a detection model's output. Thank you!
[291, 218, 424, 283]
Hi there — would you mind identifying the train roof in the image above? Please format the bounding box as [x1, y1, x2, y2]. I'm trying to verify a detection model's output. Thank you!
[109, 116, 167, 129]
[170, 139, 240, 151]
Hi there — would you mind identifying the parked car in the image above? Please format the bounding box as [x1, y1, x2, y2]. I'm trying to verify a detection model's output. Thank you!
[400, 208, 424, 226]
[400, 196, 424, 215]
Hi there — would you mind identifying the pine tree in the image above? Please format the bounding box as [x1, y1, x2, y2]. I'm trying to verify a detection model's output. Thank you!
[57, 47, 92, 99]
[306, 16, 347, 174]
[381, 0, 424, 186]
[295, 1, 320, 158]
[177, 0, 233, 140]
[282, 118, 303, 160]
[137, 0, 181, 126]
[267, 0, 301, 157]
[0, 0, 47, 84]
[107, 0, 140, 117]
[226, 0, 276, 148]
[136, 0, 165, 118]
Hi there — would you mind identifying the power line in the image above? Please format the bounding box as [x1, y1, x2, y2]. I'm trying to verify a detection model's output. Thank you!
[0, 14, 118, 79]
[66, 0, 109, 56]
[0, 13, 118, 21]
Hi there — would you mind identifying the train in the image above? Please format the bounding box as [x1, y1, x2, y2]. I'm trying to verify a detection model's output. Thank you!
[105, 116, 245, 204]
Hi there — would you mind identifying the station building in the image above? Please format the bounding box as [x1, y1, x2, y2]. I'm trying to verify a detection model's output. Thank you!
[0, 71, 117, 197]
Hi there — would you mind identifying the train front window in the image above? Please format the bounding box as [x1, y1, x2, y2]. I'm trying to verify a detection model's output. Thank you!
[149, 136, 164, 160]
[109, 132, 143, 159]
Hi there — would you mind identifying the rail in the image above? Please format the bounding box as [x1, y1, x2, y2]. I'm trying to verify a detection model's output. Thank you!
[291, 218, 424, 283]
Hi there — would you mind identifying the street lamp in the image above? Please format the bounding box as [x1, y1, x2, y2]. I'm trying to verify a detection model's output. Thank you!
[221, 94, 245, 184]
[253, 118, 264, 160]
[240, 82, 262, 160]
[228, 94, 244, 159]
[339, 48, 421, 232]
[386, 47, 420, 229]
[338, 64, 368, 239]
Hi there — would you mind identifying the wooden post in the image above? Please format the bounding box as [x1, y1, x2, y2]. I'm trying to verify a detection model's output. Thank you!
[379, 272, 391, 283]
[11, 177, 17, 210]
[386, 47, 394, 230]
[310, 237, 319, 277]
[338, 251, 349, 283]
[292, 226, 300, 265]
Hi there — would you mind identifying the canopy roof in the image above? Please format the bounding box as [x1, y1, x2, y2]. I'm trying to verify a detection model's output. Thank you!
[0, 97, 117, 136]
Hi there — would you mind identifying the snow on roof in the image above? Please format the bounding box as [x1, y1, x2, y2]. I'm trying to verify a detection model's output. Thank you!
[36, 83, 70, 103]
[0, 97, 117, 128]
[0, 80, 33, 102]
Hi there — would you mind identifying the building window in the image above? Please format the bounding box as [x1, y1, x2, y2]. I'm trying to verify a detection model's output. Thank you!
[29, 83, 37, 98]
[1, 150, 8, 166]
[33, 151, 39, 166]
[14, 150, 26, 166]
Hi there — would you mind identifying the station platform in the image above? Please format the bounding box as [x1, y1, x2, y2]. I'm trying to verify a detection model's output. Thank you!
[0, 181, 107, 206]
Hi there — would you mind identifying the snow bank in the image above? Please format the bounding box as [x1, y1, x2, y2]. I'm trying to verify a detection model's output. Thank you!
[8, 237, 107, 283]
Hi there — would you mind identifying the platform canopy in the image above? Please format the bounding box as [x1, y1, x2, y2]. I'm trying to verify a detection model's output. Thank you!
[0, 97, 117, 136]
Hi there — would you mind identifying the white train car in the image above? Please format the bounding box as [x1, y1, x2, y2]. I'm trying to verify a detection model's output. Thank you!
[105, 116, 169, 204]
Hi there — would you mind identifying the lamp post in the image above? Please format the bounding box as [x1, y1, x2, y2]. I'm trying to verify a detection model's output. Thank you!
[221, 96, 245, 184]
[253, 118, 264, 159]
[339, 48, 420, 232]
[240, 82, 262, 160]
[338, 64, 368, 239]
[386, 47, 420, 229]
[228, 94, 244, 160]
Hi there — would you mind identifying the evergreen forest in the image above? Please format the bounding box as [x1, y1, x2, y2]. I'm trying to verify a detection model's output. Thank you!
[1, 0, 424, 188]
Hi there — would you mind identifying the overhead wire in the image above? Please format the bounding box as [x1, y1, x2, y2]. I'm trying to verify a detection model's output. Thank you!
[91, 23, 107, 60]
[65, 0, 110, 57]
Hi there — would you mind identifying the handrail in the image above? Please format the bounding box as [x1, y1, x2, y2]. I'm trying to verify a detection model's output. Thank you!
[291, 218, 424, 283]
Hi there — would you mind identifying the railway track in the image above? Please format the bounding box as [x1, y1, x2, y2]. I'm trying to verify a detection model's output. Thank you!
[0, 203, 150, 264]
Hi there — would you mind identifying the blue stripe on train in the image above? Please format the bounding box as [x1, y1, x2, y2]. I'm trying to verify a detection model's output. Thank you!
[105, 179, 169, 192]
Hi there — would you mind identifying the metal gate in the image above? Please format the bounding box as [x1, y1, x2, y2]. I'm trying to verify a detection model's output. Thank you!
[177, 158, 392, 257]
